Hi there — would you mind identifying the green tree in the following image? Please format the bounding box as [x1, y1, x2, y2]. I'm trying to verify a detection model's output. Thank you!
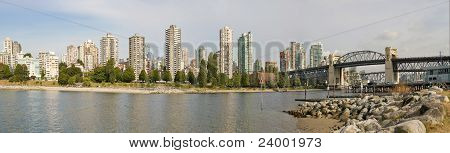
[150, 69, 160, 83]
[105, 60, 116, 83]
[68, 76, 76, 85]
[40, 68, 46, 80]
[250, 73, 260, 87]
[91, 66, 106, 83]
[241, 73, 249, 87]
[232, 72, 241, 88]
[278, 73, 287, 88]
[0, 63, 12, 79]
[174, 71, 183, 83]
[162, 70, 172, 82]
[138, 70, 148, 82]
[207, 53, 218, 83]
[9, 64, 29, 82]
[218, 73, 227, 87]
[58, 73, 69, 85]
[114, 67, 123, 82]
[122, 66, 135, 83]
[187, 70, 196, 85]
[197, 60, 207, 87]
[23, 53, 32, 58]
[291, 77, 301, 87]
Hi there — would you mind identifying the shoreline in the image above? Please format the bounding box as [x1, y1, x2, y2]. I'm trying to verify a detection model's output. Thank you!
[0, 85, 321, 94]
[285, 87, 450, 133]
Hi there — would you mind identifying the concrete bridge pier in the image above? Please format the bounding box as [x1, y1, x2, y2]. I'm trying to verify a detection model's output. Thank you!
[385, 47, 399, 84]
[328, 54, 344, 88]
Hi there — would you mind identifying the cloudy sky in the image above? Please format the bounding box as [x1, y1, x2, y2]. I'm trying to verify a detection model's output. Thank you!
[0, 0, 448, 64]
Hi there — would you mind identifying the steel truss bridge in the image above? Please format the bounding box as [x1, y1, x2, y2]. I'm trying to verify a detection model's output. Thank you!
[288, 50, 450, 85]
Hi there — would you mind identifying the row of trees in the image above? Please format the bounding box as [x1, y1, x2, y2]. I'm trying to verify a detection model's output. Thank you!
[0, 63, 30, 82]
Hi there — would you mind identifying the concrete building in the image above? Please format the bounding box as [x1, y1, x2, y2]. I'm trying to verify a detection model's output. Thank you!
[100, 33, 119, 66]
[290, 42, 306, 70]
[165, 25, 182, 79]
[3, 37, 22, 69]
[129, 34, 146, 80]
[16, 53, 41, 79]
[253, 59, 262, 73]
[65, 45, 78, 65]
[196, 46, 207, 68]
[181, 47, 189, 70]
[38, 51, 59, 80]
[238, 32, 253, 74]
[265, 61, 277, 73]
[0, 52, 9, 65]
[80, 40, 98, 71]
[219, 26, 233, 78]
[279, 49, 289, 73]
[309, 42, 323, 68]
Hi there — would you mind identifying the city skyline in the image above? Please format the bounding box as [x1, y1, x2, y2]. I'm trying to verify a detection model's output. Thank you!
[0, 0, 448, 63]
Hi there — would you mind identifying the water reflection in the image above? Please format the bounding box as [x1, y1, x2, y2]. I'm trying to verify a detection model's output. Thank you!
[0, 90, 346, 133]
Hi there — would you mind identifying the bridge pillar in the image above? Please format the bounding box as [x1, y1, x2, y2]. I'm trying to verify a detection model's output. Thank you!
[327, 53, 344, 87]
[385, 47, 399, 84]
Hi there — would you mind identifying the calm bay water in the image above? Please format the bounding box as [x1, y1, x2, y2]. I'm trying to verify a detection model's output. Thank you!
[0, 90, 342, 133]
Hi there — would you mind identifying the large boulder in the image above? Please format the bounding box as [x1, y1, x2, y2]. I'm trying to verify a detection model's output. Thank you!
[423, 108, 445, 122]
[340, 108, 351, 122]
[338, 124, 361, 133]
[404, 104, 423, 118]
[394, 120, 426, 133]
[429, 86, 443, 93]
[357, 119, 382, 132]
[404, 115, 443, 127]
[437, 96, 449, 103]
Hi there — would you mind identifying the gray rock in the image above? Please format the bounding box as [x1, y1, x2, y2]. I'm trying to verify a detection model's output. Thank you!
[403, 115, 443, 127]
[404, 104, 423, 118]
[437, 96, 449, 103]
[338, 124, 361, 133]
[394, 120, 426, 133]
[430, 86, 443, 93]
[340, 108, 351, 122]
[423, 108, 445, 122]
[358, 119, 382, 132]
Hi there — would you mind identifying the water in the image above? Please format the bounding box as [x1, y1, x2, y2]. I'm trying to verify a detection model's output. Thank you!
[0, 90, 342, 133]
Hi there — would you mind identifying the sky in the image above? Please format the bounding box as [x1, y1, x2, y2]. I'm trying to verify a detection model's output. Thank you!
[0, 0, 448, 66]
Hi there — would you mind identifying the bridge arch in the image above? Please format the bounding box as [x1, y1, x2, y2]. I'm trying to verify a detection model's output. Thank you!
[337, 50, 385, 64]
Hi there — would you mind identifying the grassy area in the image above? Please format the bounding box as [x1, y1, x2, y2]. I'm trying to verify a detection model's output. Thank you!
[428, 90, 450, 133]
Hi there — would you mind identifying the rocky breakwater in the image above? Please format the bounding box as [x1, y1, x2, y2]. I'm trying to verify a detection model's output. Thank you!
[284, 86, 449, 133]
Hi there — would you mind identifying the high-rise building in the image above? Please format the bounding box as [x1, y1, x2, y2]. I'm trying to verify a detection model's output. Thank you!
[181, 48, 189, 70]
[79, 40, 98, 71]
[219, 26, 233, 78]
[238, 32, 253, 74]
[3, 37, 22, 69]
[38, 51, 59, 80]
[3, 37, 13, 54]
[253, 59, 262, 73]
[279, 49, 289, 73]
[65, 45, 78, 65]
[129, 34, 146, 80]
[290, 42, 306, 70]
[196, 46, 207, 68]
[165, 25, 182, 79]
[100, 33, 119, 66]
[309, 42, 323, 68]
